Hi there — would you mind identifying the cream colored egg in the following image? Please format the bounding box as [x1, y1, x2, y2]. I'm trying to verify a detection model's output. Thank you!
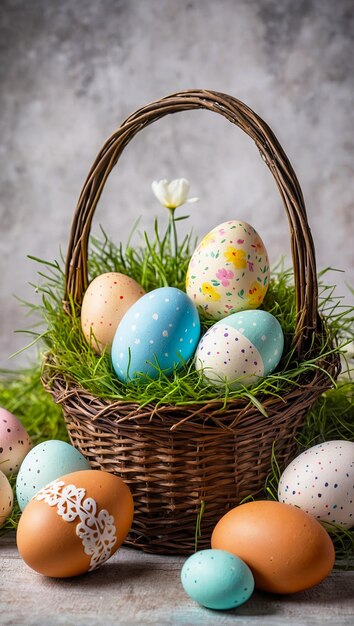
[186, 221, 270, 320]
[0, 470, 13, 528]
[81, 272, 145, 353]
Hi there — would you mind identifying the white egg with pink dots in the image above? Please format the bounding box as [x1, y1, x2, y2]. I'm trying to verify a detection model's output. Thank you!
[278, 440, 354, 528]
[194, 309, 284, 389]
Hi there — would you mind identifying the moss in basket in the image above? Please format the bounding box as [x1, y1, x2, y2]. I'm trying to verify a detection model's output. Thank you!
[20, 249, 346, 411]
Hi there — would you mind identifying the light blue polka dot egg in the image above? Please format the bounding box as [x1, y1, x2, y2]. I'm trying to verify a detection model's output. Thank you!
[16, 440, 91, 511]
[181, 549, 254, 610]
[195, 309, 284, 388]
[111, 287, 201, 383]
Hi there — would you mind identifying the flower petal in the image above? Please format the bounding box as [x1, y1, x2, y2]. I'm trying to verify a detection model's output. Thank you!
[152, 179, 170, 207]
[168, 178, 190, 208]
[186, 196, 199, 203]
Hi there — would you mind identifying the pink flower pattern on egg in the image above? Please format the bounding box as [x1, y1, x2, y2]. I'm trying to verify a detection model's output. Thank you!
[216, 268, 234, 287]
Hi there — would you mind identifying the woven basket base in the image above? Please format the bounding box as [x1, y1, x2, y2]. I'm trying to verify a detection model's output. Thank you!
[42, 352, 339, 555]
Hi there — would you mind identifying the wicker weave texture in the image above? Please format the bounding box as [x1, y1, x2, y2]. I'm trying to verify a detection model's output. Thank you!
[43, 90, 340, 554]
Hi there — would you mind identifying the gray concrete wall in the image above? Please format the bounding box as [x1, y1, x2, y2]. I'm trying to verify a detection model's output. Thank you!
[1, 0, 353, 369]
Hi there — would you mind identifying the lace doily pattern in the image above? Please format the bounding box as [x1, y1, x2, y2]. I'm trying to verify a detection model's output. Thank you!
[35, 480, 117, 571]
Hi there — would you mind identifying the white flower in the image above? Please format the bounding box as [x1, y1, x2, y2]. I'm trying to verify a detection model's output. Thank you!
[151, 178, 198, 210]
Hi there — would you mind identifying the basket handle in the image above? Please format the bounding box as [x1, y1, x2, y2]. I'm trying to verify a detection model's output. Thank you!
[64, 89, 320, 356]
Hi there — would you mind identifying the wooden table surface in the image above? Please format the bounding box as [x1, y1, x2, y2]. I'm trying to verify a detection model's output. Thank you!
[1, 532, 353, 626]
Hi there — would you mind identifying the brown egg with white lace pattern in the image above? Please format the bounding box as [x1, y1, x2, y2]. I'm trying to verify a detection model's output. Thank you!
[16, 470, 134, 577]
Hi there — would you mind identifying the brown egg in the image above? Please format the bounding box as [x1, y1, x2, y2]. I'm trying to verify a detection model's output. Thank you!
[16, 470, 134, 578]
[81, 272, 145, 353]
[211, 500, 335, 594]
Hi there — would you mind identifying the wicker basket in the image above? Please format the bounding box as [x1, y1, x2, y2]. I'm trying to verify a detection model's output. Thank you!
[42, 89, 340, 555]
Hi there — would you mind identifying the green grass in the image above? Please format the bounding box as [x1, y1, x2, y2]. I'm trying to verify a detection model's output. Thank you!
[15, 222, 353, 411]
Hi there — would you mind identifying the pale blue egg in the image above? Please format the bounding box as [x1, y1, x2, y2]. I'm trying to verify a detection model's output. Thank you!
[181, 549, 254, 610]
[111, 287, 200, 383]
[195, 310, 284, 388]
[16, 440, 91, 511]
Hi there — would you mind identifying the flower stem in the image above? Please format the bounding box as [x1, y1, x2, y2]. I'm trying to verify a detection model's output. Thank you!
[169, 208, 179, 278]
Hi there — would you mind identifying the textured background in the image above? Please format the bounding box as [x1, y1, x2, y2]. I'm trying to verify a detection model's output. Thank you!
[1, 0, 353, 369]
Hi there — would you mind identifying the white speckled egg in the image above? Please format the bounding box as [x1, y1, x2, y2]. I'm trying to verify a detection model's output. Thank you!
[0, 469, 13, 528]
[278, 440, 354, 529]
[16, 440, 91, 511]
[181, 549, 254, 610]
[195, 309, 284, 388]
[111, 287, 200, 383]
[0, 407, 32, 476]
[186, 220, 270, 320]
[81, 272, 145, 354]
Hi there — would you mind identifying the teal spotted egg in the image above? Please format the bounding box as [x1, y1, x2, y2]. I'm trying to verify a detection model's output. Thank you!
[195, 309, 284, 388]
[181, 549, 254, 610]
[111, 287, 201, 383]
[16, 440, 91, 511]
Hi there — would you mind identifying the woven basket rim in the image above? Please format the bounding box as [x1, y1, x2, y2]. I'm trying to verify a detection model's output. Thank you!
[42, 347, 340, 430]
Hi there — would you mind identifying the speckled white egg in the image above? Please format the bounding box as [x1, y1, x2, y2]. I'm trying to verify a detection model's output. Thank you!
[181, 549, 254, 610]
[186, 220, 270, 320]
[0, 407, 32, 476]
[278, 440, 354, 529]
[81, 272, 145, 354]
[195, 309, 284, 388]
[0, 469, 13, 528]
[111, 287, 201, 383]
[16, 440, 91, 511]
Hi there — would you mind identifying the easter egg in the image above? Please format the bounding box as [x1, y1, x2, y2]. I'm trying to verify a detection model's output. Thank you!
[186, 220, 270, 319]
[181, 549, 254, 610]
[0, 407, 32, 476]
[81, 272, 145, 354]
[111, 287, 200, 383]
[16, 469, 134, 577]
[278, 440, 354, 529]
[195, 310, 284, 388]
[0, 470, 13, 528]
[211, 500, 335, 594]
[16, 440, 91, 511]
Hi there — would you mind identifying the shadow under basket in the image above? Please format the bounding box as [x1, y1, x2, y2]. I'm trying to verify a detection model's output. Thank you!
[41, 90, 340, 555]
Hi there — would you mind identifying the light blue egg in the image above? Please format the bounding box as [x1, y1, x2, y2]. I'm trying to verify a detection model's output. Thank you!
[16, 440, 91, 511]
[195, 309, 284, 388]
[111, 287, 200, 383]
[181, 549, 254, 610]
[224, 310, 284, 374]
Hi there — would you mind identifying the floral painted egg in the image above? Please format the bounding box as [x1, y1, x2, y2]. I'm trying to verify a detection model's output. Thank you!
[195, 310, 284, 388]
[186, 220, 270, 320]
[111, 287, 200, 383]
[278, 440, 354, 529]
[0, 407, 32, 476]
[81, 272, 145, 354]
[0, 469, 13, 528]
[16, 470, 134, 577]
[16, 440, 91, 511]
